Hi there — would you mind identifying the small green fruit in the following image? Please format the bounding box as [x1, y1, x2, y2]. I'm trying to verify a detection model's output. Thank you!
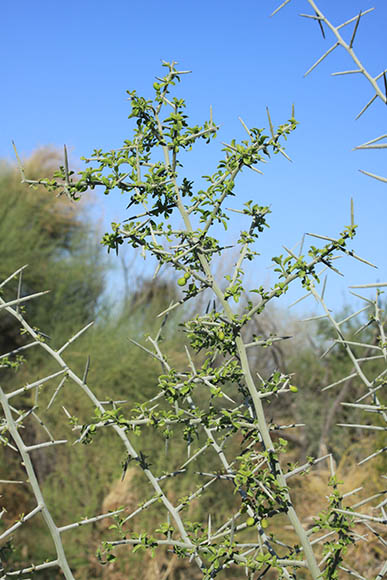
[289, 385, 298, 393]
[184, 271, 190, 279]
[261, 518, 268, 528]
[246, 517, 255, 527]
[217, 331, 225, 340]
[177, 278, 187, 287]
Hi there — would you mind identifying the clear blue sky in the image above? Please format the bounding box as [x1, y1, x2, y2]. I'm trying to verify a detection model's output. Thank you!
[2, 0, 387, 313]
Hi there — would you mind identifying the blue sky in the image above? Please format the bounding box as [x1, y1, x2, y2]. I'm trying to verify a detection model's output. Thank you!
[2, 0, 387, 314]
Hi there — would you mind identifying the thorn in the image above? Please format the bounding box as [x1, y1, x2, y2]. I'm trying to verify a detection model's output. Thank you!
[358, 169, 387, 183]
[152, 262, 161, 279]
[266, 107, 274, 138]
[321, 275, 327, 300]
[239, 116, 252, 137]
[349, 11, 362, 49]
[355, 94, 378, 120]
[62, 406, 71, 418]
[16, 270, 23, 315]
[82, 356, 90, 384]
[304, 43, 339, 78]
[64, 144, 70, 184]
[12, 140, 25, 180]
[299, 233, 305, 256]
[271, 0, 291, 17]
[230, 516, 235, 544]
[315, 10, 325, 39]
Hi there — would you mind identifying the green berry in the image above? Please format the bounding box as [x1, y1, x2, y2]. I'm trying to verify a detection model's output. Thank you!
[246, 517, 255, 527]
[177, 278, 187, 287]
[184, 271, 190, 279]
[289, 385, 298, 392]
